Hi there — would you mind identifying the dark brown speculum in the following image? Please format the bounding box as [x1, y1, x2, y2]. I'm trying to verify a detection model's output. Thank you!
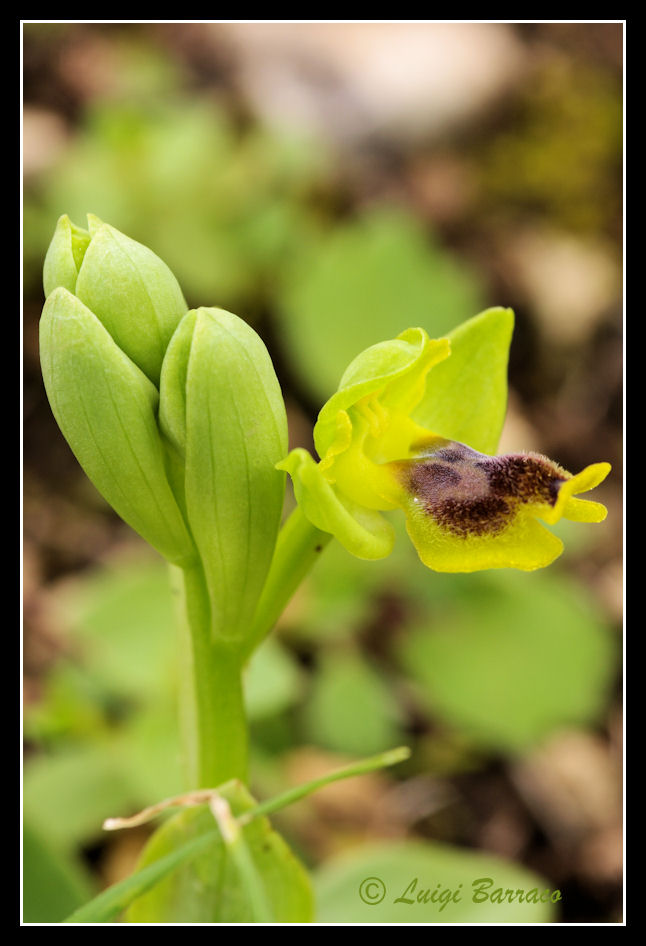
[396, 443, 568, 538]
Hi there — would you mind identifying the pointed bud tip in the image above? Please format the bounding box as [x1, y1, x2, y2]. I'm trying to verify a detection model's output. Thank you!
[43, 217, 90, 298]
[86, 213, 105, 236]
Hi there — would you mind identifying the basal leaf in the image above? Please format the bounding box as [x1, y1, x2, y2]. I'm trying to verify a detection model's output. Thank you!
[126, 781, 314, 923]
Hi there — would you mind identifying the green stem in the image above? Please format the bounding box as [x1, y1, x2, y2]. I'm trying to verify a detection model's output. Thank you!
[171, 508, 329, 787]
[171, 562, 248, 789]
[241, 506, 331, 662]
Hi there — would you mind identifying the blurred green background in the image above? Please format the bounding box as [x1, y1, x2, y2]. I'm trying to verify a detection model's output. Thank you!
[23, 22, 622, 923]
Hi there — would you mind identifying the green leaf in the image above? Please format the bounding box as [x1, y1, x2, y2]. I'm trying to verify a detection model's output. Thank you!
[64, 829, 221, 924]
[413, 307, 514, 454]
[180, 307, 288, 641]
[116, 703, 184, 804]
[39, 289, 194, 565]
[303, 652, 404, 756]
[314, 840, 558, 922]
[52, 555, 177, 702]
[23, 663, 108, 743]
[245, 637, 304, 720]
[24, 554, 184, 803]
[125, 782, 314, 923]
[22, 820, 95, 923]
[399, 570, 617, 752]
[276, 208, 484, 401]
[23, 744, 136, 850]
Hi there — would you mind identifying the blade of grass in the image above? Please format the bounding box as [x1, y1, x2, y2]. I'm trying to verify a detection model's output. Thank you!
[63, 829, 219, 923]
[209, 795, 274, 923]
[238, 745, 411, 825]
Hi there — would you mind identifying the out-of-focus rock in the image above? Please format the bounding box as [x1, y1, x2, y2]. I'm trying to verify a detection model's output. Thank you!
[407, 154, 477, 225]
[502, 227, 621, 345]
[477, 804, 532, 861]
[100, 827, 150, 887]
[278, 747, 404, 859]
[278, 748, 453, 861]
[285, 398, 316, 455]
[214, 23, 525, 145]
[594, 560, 623, 625]
[23, 107, 69, 177]
[496, 391, 543, 455]
[577, 825, 623, 883]
[56, 30, 121, 102]
[511, 730, 622, 847]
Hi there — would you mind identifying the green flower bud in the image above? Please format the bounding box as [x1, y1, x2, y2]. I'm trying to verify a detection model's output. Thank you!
[43, 214, 188, 386]
[159, 307, 288, 641]
[158, 310, 197, 460]
[40, 287, 195, 566]
[43, 214, 92, 297]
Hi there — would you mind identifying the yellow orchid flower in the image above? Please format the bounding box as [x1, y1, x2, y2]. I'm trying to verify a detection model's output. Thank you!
[278, 311, 610, 572]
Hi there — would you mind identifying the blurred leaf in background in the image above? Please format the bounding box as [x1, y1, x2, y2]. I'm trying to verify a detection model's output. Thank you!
[23, 820, 95, 923]
[22, 553, 602, 923]
[285, 521, 617, 766]
[24, 95, 487, 410]
[23, 553, 304, 872]
[302, 651, 405, 757]
[398, 569, 617, 753]
[24, 100, 328, 310]
[276, 208, 485, 402]
[23, 532, 618, 917]
[314, 840, 557, 922]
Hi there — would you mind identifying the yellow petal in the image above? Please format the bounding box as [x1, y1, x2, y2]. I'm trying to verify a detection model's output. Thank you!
[277, 448, 395, 559]
[560, 497, 608, 523]
[543, 462, 611, 525]
[403, 499, 564, 572]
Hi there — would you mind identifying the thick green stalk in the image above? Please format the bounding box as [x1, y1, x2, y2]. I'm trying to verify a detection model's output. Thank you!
[171, 562, 248, 789]
[170, 508, 329, 786]
[241, 506, 332, 662]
